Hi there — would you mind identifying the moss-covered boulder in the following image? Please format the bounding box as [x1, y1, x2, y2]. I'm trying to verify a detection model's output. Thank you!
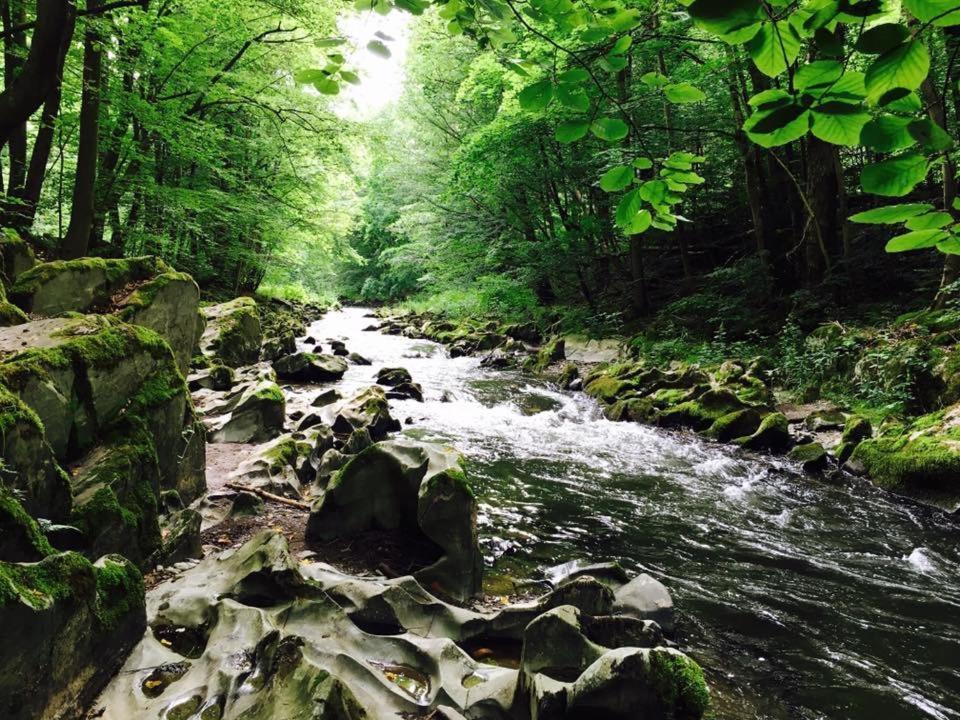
[788, 442, 829, 473]
[0, 386, 71, 520]
[658, 389, 748, 432]
[200, 296, 262, 367]
[0, 546, 145, 720]
[705, 408, 764, 442]
[0, 315, 204, 506]
[206, 380, 285, 443]
[852, 406, 960, 511]
[116, 270, 204, 375]
[534, 336, 566, 370]
[273, 352, 348, 383]
[69, 421, 163, 568]
[0, 228, 36, 286]
[9, 255, 170, 317]
[330, 385, 400, 440]
[0, 480, 55, 562]
[307, 439, 483, 601]
[735, 412, 791, 452]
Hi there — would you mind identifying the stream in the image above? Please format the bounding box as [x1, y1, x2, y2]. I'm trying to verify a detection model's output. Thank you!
[306, 306, 960, 720]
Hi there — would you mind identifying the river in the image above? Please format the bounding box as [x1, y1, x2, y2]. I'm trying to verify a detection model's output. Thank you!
[304, 306, 960, 720]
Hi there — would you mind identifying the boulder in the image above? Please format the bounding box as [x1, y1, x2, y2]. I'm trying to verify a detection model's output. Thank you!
[613, 573, 675, 635]
[307, 439, 483, 601]
[9, 255, 169, 317]
[206, 380, 285, 443]
[272, 352, 348, 383]
[159, 509, 203, 564]
[200, 297, 262, 367]
[0, 315, 204, 514]
[0, 480, 55, 562]
[0, 549, 145, 720]
[310, 388, 341, 407]
[116, 270, 204, 375]
[387, 381, 424, 402]
[330, 386, 400, 440]
[735, 412, 791, 452]
[0, 229, 36, 286]
[788, 442, 829, 473]
[187, 363, 234, 392]
[564, 335, 622, 364]
[261, 332, 296, 362]
[348, 352, 372, 365]
[376, 366, 413, 387]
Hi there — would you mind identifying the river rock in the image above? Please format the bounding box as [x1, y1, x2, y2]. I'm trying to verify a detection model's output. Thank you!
[788, 442, 829, 473]
[311, 388, 341, 407]
[307, 438, 483, 601]
[330, 386, 401, 440]
[187, 363, 234, 392]
[206, 380, 285, 443]
[376, 366, 413, 386]
[199, 297, 262, 367]
[0, 543, 145, 720]
[387, 381, 425, 402]
[260, 332, 297, 362]
[272, 351, 348, 383]
[348, 351, 371, 365]
[0, 229, 36, 286]
[9, 255, 169, 317]
[93, 529, 706, 719]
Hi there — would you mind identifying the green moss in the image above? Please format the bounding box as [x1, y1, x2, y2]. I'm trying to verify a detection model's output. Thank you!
[788, 442, 827, 464]
[853, 433, 960, 492]
[705, 408, 763, 442]
[648, 648, 710, 719]
[0, 551, 94, 610]
[254, 383, 284, 403]
[604, 397, 656, 423]
[534, 337, 565, 371]
[0, 482, 55, 559]
[659, 389, 746, 432]
[584, 374, 631, 404]
[10, 255, 169, 300]
[0, 301, 27, 326]
[649, 387, 691, 407]
[262, 436, 311, 472]
[94, 555, 145, 630]
[0, 384, 45, 436]
[118, 271, 195, 313]
[734, 412, 790, 451]
[841, 415, 872, 444]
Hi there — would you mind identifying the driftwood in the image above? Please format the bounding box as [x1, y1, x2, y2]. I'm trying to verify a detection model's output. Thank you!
[225, 482, 310, 510]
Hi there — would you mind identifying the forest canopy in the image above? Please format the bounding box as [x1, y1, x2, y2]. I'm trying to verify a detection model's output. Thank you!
[1, 0, 958, 326]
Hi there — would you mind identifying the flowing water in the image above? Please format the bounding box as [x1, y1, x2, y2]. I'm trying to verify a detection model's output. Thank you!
[306, 307, 960, 720]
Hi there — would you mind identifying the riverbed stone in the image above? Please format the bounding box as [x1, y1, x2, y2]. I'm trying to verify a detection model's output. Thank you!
[272, 351, 348, 383]
[0, 229, 36, 286]
[9, 255, 170, 317]
[331, 385, 401, 440]
[735, 412, 791, 452]
[261, 331, 296, 362]
[307, 438, 483, 600]
[206, 380, 285, 443]
[200, 297, 262, 367]
[788, 442, 829, 473]
[0, 549, 145, 720]
[377, 366, 413, 386]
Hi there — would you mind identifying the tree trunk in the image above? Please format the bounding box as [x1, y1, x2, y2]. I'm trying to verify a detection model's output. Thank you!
[1, 0, 28, 193]
[63, 1, 104, 259]
[804, 136, 838, 285]
[0, 0, 76, 148]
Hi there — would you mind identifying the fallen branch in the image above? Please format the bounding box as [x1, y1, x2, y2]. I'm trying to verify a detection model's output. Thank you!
[225, 482, 310, 510]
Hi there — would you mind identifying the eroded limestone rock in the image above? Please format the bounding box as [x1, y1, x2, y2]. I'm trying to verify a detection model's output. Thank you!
[200, 297, 262, 367]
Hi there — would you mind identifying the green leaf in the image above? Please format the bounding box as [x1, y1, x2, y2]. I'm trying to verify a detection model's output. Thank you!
[905, 211, 954, 230]
[662, 169, 705, 185]
[615, 188, 642, 227]
[518, 80, 554, 111]
[850, 203, 934, 223]
[558, 68, 590, 84]
[601, 55, 629, 72]
[687, 0, 763, 39]
[591, 117, 629, 142]
[885, 229, 951, 252]
[633, 157, 653, 170]
[882, 90, 923, 112]
[865, 40, 930, 103]
[954, 198, 960, 212]
[599, 165, 634, 192]
[748, 88, 794, 109]
[860, 115, 916, 152]
[743, 103, 811, 147]
[367, 40, 392, 58]
[641, 71, 669, 87]
[903, 0, 960, 26]
[314, 77, 340, 95]
[639, 180, 668, 204]
[611, 35, 633, 54]
[624, 209, 653, 234]
[316, 37, 347, 48]
[557, 85, 590, 111]
[855, 24, 910, 54]
[810, 103, 871, 145]
[860, 153, 929, 197]
[746, 22, 802, 77]
[608, 8, 642, 32]
[796, 60, 844, 90]
[555, 120, 590, 143]
[664, 82, 706, 104]
[908, 118, 955, 152]
[339, 70, 360, 85]
[937, 238, 960, 254]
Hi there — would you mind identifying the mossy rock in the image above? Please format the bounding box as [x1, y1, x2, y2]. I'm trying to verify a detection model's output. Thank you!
[207, 380, 286, 444]
[0, 228, 36, 287]
[534, 336, 566, 371]
[558, 362, 579, 389]
[69, 421, 163, 568]
[0, 479, 55, 562]
[331, 386, 400, 440]
[788, 442, 828, 473]
[705, 408, 763, 442]
[841, 415, 873, 444]
[0, 550, 145, 720]
[735, 412, 791, 452]
[10, 255, 170, 317]
[200, 297, 262, 368]
[658, 389, 747, 432]
[852, 408, 960, 511]
[604, 397, 657, 423]
[584, 374, 632, 404]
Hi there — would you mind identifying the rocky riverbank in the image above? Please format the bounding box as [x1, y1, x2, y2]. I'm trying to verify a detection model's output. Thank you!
[374, 311, 960, 516]
[0, 237, 711, 719]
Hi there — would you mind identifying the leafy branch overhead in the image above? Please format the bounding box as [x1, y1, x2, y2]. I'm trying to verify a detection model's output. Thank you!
[355, 0, 957, 255]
